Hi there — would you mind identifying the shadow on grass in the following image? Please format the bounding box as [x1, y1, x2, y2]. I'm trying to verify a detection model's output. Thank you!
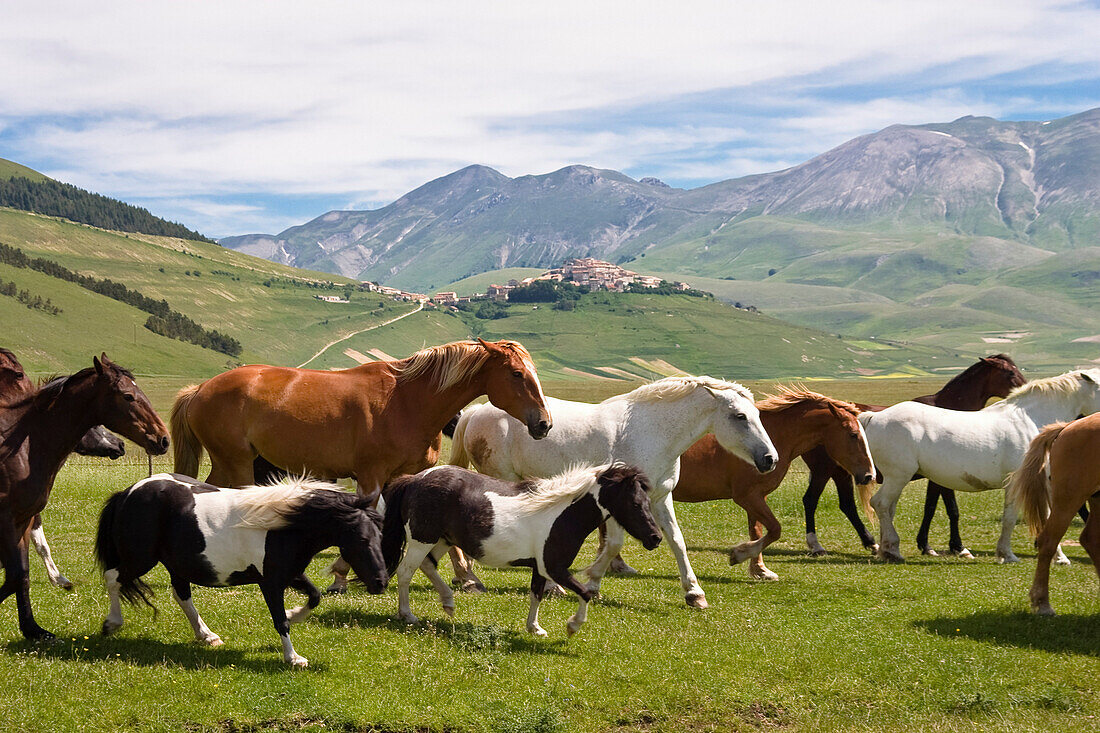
[3, 634, 309, 672]
[313, 607, 578, 656]
[916, 609, 1100, 657]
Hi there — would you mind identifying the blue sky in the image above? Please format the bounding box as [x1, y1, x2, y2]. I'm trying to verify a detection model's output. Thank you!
[2, 1, 1099, 237]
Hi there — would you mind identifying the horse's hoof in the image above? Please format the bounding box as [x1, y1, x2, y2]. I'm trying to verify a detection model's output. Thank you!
[1033, 604, 1056, 616]
[325, 583, 348, 595]
[608, 558, 639, 575]
[397, 612, 418, 625]
[289, 656, 309, 668]
[102, 620, 121, 636]
[877, 550, 905, 564]
[203, 636, 224, 647]
[454, 578, 486, 593]
[58, 579, 75, 591]
[749, 568, 779, 582]
[997, 553, 1020, 564]
[442, 605, 455, 618]
[546, 583, 567, 597]
[1054, 554, 1072, 567]
[921, 547, 939, 557]
[808, 548, 827, 558]
[527, 625, 548, 638]
[685, 592, 708, 609]
[25, 627, 56, 642]
[868, 544, 880, 554]
[566, 618, 582, 636]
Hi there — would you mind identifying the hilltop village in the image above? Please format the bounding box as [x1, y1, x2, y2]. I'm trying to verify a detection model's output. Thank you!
[358, 258, 692, 304]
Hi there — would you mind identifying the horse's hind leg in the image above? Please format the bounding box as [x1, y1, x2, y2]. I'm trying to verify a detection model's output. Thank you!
[941, 487, 973, 558]
[286, 574, 321, 625]
[1030, 501, 1080, 615]
[916, 482, 940, 556]
[835, 472, 877, 552]
[0, 524, 53, 640]
[449, 547, 486, 593]
[27, 515, 73, 590]
[169, 575, 222, 646]
[394, 540, 434, 624]
[420, 544, 456, 617]
[1080, 501, 1100, 589]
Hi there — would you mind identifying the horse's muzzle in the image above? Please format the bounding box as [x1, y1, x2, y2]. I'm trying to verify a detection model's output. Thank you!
[855, 473, 875, 485]
[527, 418, 552, 440]
[755, 453, 778, 474]
[109, 446, 125, 460]
[147, 434, 170, 456]
[642, 532, 662, 551]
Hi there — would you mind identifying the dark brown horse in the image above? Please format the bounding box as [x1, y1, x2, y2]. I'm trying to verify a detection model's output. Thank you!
[802, 354, 1025, 556]
[0, 354, 168, 639]
[674, 389, 875, 580]
[170, 338, 551, 591]
[0, 348, 126, 589]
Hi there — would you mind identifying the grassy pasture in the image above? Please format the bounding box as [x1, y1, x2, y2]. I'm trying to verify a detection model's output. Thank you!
[0, 377, 1097, 732]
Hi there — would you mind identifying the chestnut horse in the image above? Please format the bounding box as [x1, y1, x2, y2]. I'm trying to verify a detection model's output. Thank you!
[170, 338, 551, 591]
[801, 354, 1025, 556]
[0, 354, 168, 639]
[1009, 414, 1100, 615]
[674, 389, 875, 580]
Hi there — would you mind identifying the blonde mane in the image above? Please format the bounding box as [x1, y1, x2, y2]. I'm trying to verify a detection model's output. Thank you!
[393, 339, 533, 392]
[757, 385, 860, 418]
[514, 464, 602, 513]
[1002, 369, 1100, 404]
[234, 476, 345, 530]
[605, 375, 753, 405]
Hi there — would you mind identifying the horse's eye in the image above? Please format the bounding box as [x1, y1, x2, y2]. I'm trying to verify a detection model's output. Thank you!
[733, 413, 747, 421]
[123, 393, 135, 402]
[512, 370, 523, 378]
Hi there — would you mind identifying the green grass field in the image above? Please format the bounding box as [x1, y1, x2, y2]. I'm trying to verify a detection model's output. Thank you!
[0, 378, 1096, 732]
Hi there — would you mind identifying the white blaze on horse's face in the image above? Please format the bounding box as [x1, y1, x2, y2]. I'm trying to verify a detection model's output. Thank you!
[706, 386, 778, 474]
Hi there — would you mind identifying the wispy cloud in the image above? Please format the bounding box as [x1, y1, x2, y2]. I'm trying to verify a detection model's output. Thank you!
[1, 1, 1099, 235]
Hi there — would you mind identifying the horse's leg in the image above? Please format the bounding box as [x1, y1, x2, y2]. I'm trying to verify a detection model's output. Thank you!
[584, 520, 624, 597]
[449, 547, 486, 593]
[996, 491, 1023, 564]
[169, 575, 222, 646]
[1029, 500, 1081, 615]
[203, 446, 256, 489]
[0, 524, 52, 640]
[258, 578, 306, 667]
[916, 482, 940, 556]
[870, 477, 907, 563]
[526, 572, 549, 637]
[102, 568, 126, 634]
[394, 540, 433, 624]
[420, 544, 456, 617]
[285, 574, 322, 625]
[941, 487, 973, 558]
[730, 494, 781, 581]
[835, 471, 878, 552]
[653, 492, 708, 608]
[1080, 502, 1100, 591]
[27, 515, 73, 590]
[801, 447, 832, 555]
[547, 569, 597, 637]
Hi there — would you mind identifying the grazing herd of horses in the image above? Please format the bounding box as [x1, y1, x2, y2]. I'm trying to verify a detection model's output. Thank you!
[0, 339, 1097, 667]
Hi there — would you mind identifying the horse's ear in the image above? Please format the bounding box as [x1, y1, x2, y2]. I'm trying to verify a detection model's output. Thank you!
[1081, 371, 1097, 384]
[476, 337, 495, 351]
[93, 355, 104, 375]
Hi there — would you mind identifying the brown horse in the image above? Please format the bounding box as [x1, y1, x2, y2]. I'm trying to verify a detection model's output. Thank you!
[1010, 414, 1100, 616]
[802, 354, 1025, 556]
[673, 389, 875, 580]
[0, 354, 168, 639]
[170, 338, 551, 591]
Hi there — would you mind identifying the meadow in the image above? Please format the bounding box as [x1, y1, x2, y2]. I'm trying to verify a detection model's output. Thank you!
[0, 378, 1096, 732]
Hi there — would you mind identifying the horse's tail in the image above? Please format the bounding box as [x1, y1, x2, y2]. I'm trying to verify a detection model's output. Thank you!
[170, 384, 204, 477]
[448, 411, 470, 468]
[94, 490, 155, 610]
[1009, 422, 1067, 536]
[381, 480, 410, 575]
[442, 411, 461, 439]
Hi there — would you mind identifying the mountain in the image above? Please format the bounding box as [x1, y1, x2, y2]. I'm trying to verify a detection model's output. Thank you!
[221, 109, 1100, 291]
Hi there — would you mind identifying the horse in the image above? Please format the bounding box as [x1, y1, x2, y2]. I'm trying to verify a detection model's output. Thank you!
[0, 349, 127, 590]
[96, 473, 387, 667]
[673, 388, 875, 580]
[170, 338, 551, 592]
[382, 463, 661, 637]
[0, 354, 169, 639]
[801, 354, 1025, 557]
[862, 368, 1100, 564]
[448, 375, 778, 608]
[1008, 414, 1100, 615]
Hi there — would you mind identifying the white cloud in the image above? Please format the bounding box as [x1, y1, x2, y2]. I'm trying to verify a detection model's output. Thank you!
[2, 1, 1099, 233]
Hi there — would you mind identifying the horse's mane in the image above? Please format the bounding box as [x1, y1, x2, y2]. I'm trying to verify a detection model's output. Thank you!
[605, 375, 752, 405]
[1002, 369, 1100, 403]
[234, 476, 346, 530]
[394, 340, 533, 392]
[514, 464, 602, 513]
[942, 353, 1019, 388]
[757, 385, 860, 419]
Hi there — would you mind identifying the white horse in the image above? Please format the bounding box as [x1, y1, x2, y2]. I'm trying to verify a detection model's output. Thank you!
[863, 368, 1100, 563]
[449, 375, 779, 608]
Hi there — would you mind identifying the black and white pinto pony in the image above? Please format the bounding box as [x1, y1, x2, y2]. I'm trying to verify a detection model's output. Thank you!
[95, 473, 388, 667]
[382, 463, 662, 637]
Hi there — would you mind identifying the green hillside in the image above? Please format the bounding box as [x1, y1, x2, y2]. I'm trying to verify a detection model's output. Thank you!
[0, 157, 49, 182]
